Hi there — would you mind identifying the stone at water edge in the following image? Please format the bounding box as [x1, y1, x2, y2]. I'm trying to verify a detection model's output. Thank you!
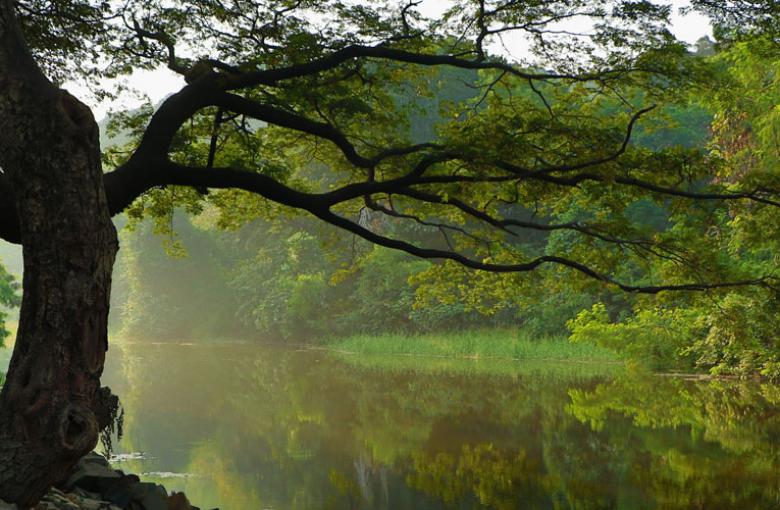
[55, 452, 217, 510]
[62, 453, 121, 494]
[166, 493, 193, 510]
[122, 483, 167, 510]
[0, 499, 17, 510]
[33, 487, 121, 510]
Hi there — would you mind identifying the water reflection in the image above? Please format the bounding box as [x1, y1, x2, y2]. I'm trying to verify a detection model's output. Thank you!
[102, 342, 780, 509]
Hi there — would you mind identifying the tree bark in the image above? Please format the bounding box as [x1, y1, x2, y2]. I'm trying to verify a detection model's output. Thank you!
[0, 0, 118, 506]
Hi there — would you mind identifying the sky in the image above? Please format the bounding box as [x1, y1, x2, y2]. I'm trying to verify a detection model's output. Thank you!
[70, 0, 714, 121]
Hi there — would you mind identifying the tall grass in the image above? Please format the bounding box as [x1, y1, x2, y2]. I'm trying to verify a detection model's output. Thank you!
[328, 329, 620, 362]
[331, 353, 623, 379]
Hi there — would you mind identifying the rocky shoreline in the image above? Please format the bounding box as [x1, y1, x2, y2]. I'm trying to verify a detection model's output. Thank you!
[0, 454, 212, 510]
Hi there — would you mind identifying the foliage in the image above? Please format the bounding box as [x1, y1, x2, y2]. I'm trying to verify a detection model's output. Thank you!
[113, 210, 505, 340]
[91, 0, 737, 302]
[330, 329, 619, 363]
[0, 261, 20, 349]
[690, 291, 780, 378]
[563, 35, 780, 377]
[16, 0, 780, 374]
[568, 303, 701, 370]
[115, 215, 247, 340]
[109, 34, 780, 375]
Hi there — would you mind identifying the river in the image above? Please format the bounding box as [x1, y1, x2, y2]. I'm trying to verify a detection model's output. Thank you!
[74, 340, 780, 509]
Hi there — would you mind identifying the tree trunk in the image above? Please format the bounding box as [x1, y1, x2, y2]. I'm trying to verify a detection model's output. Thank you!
[0, 1, 118, 506]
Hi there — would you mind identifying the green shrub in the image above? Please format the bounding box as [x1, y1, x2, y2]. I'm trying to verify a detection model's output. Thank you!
[568, 303, 701, 370]
[689, 292, 780, 378]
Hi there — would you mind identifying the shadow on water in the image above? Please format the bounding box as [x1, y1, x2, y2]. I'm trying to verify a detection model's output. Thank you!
[100, 341, 780, 510]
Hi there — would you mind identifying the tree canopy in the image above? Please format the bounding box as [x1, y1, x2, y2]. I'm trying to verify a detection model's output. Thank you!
[4, 0, 778, 293]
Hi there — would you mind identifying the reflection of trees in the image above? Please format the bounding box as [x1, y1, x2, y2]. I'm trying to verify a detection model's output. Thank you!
[408, 444, 552, 510]
[107, 344, 780, 509]
[569, 374, 780, 509]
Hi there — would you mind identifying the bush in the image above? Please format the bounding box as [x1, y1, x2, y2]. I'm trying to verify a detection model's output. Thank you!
[689, 292, 780, 377]
[568, 303, 701, 370]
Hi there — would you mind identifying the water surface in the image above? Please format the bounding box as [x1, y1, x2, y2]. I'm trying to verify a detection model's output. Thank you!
[101, 341, 780, 509]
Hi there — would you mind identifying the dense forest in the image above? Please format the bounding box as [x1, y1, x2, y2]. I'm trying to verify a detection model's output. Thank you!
[101, 35, 780, 378]
[2, 34, 778, 379]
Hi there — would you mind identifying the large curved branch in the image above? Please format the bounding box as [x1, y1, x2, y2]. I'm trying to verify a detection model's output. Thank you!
[490, 160, 780, 206]
[529, 105, 656, 175]
[213, 93, 377, 169]
[103, 160, 324, 217]
[0, 0, 47, 83]
[311, 208, 773, 294]
[223, 44, 619, 91]
[99, 161, 775, 294]
[394, 187, 667, 248]
[209, 94, 780, 208]
[104, 157, 682, 262]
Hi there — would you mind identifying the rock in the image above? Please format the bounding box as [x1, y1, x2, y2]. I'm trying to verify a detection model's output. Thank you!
[125, 483, 168, 510]
[68, 488, 120, 510]
[99, 474, 141, 508]
[34, 488, 80, 510]
[70, 489, 102, 504]
[63, 453, 122, 494]
[34, 486, 123, 510]
[28, 453, 209, 510]
[166, 493, 191, 510]
[34, 488, 78, 510]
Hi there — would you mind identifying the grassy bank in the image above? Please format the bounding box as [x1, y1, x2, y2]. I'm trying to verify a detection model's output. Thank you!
[329, 353, 624, 379]
[327, 329, 620, 363]
[324, 330, 622, 378]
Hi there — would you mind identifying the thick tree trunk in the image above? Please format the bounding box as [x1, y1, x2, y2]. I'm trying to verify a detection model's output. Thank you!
[0, 0, 118, 506]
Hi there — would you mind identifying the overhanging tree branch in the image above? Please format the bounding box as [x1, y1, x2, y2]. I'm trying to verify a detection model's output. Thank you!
[98, 160, 778, 294]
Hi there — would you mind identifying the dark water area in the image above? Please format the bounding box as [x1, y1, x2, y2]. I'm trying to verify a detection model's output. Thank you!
[100, 342, 780, 510]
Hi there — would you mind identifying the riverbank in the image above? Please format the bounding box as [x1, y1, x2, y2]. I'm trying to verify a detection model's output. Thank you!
[326, 329, 620, 363]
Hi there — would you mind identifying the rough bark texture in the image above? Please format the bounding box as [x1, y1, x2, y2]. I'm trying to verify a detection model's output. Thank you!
[0, 0, 118, 506]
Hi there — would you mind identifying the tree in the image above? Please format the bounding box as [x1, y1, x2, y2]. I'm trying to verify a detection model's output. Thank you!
[0, 0, 778, 505]
[689, 1, 780, 40]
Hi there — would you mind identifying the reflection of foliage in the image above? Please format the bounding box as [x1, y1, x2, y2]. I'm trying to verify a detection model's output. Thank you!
[569, 373, 780, 509]
[185, 442, 263, 510]
[107, 342, 780, 510]
[408, 444, 551, 510]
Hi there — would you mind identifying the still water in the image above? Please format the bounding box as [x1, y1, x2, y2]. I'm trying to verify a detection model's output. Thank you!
[101, 341, 780, 510]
